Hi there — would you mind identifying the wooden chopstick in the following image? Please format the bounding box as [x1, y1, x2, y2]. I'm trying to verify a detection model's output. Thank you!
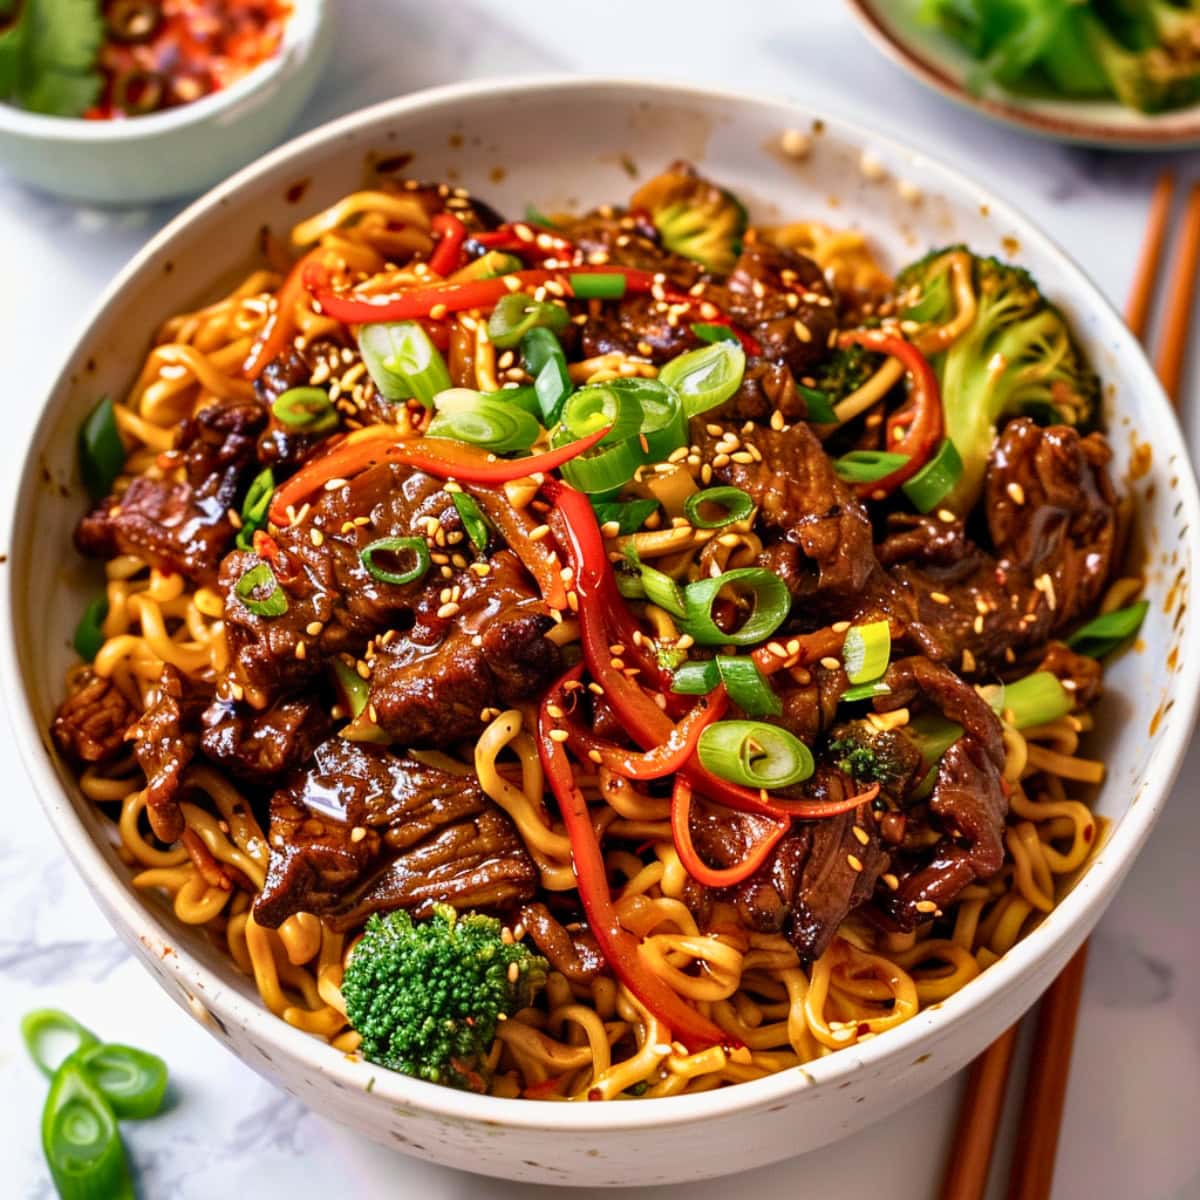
[1004, 944, 1090, 1200]
[937, 166, 1183, 1200]
[1155, 179, 1200, 402]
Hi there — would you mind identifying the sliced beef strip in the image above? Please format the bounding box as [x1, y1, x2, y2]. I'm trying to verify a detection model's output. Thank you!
[253, 738, 534, 929]
[75, 401, 266, 585]
[200, 695, 332, 783]
[876, 513, 971, 569]
[125, 665, 198, 843]
[52, 670, 134, 764]
[697, 418, 877, 603]
[219, 462, 459, 707]
[367, 549, 561, 748]
[716, 358, 811, 425]
[517, 902, 605, 984]
[580, 294, 698, 364]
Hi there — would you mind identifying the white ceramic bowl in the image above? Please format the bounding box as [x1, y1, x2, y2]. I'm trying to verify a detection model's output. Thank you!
[0, 0, 330, 205]
[5, 77, 1199, 1187]
[846, 0, 1200, 149]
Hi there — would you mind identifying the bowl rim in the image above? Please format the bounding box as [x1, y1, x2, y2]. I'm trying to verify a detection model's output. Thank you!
[0, 0, 326, 142]
[6, 72, 1200, 1134]
[844, 0, 1200, 149]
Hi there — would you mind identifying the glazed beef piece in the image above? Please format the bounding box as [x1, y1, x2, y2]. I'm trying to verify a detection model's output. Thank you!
[254, 739, 535, 929]
[200, 695, 332, 782]
[986, 418, 1117, 627]
[564, 209, 699, 281]
[52, 671, 134, 764]
[517, 902, 605, 984]
[698, 418, 877, 604]
[219, 462, 459, 707]
[254, 342, 342, 471]
[1034, 641, 1103, 707]
[125, 665, 198, 843]
[367, 550, 561, 748]
[580, 294, 698, 364]
[75, 401, 265, 585]
[876, 513, 971, 569]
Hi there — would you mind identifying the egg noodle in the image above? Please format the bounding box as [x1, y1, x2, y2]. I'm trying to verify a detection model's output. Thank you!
[68, 185, 1121, 1100]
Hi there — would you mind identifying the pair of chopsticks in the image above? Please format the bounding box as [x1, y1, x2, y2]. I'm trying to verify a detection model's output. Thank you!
[939, 169, 1200, 1200]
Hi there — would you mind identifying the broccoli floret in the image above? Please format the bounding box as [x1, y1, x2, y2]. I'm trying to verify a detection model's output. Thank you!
[1083, 3, 1200, 112]
[341, 905, 547, 1092]
[896, 246, 1099, 513]
[827, 724, 922, 796]
[807, 343, 882, 402]
[630, 161, 748, 275]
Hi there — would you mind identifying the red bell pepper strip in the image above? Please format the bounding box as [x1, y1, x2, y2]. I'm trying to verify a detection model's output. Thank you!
[468, 484, 570, 612]
[671, 778, 791, 888]
[244, 247, 332, 379]
[536, 678, 735, 1052]
[837, 330, 943, 500]
[427, 212, 468, 277]
[553, 663, 727, 780]
[267, 424, 612, 528]
[473, 223, 577, 261]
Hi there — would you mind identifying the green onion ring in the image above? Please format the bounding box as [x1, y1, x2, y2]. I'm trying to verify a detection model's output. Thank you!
[272, 387, 338, 434]
[683, 486, 754, 529]
[678, 567, 791, 646]
[697, 720, 814, 789]
[359, 537, 431, 586]
[234, 562, 288, 618]
[658, 340, 746, 418]
[842, 620, 891, 684]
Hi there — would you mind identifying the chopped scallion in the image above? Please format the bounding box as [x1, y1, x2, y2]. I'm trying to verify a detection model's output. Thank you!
[678, 567, 791, 646]
[234, 562, 288, 618]
[658, 340, 746, 418]
[902, 439, 963, 513]
[73, 597, 108, 662]
[833, 449, 910, 484]
[358, 321, 452, 405]
[78, 396, 124, 501]
[1067, 600, 1149, 659]
[451, 492, 490, 552]
[697, 720, 814, 789]
[272, 387, 338, 434]
[683, 485, 753, 529]
[359, 537, 431, 586]
[487, 293, 570, 349]
[842, 620, 891, 684]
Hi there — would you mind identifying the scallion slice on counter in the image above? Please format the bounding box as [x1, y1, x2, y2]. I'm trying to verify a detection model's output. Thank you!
[234, 562, 288, 618]
[678, 567, 791, 646]
[358, 321, 452, 405]
[690, 322, 737, 344]
[73, 596, 109, 663]
[359, 537, 431, 586]
[698, 720, 814, 789]
[833, 449, 910, 484]
[21, 1010, 99, 1080]
[66, 1044, 168, 1121]
[451, 492, 490, 552]
[487, 292, 570, 349]
[272, 387, 338, 434]
[41, 1063, 133, 1200]
[591, 497, 659, 534]
[842, 620, 891, 684]
[236, 466, 275, 550]
[78, 396, 124, 501]
[1067, 600, 1149, 659]
[426, 389, 541, 452]
[902, 439, 963, 513]
[568, 271, 627, 300]
[683, 485, 754, 529]
[522, 327, 573, 425]
[658, 340, 746, 418]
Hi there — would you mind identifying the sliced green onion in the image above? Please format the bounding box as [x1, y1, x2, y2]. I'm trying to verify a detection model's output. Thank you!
[331, 657, 369, 719]
[842, 620, 891, 684]
[658, 341, 746, 418]
[451, 492, 490, 552]
[690, 322, 737, 344]
[1067, 600, 1149, 659]
[272, 387, 338, 434]
[833, 450, 910, 484]
[556, 428, 647, 495]
[562, 384, 643, 445]
[698, 720, 814, 789]
[620, 377, 687, 460]
[797, 385, 837, 424]
[487, 293, 570, 349]
[236, 466, 275, 550]
[523, 327, 573, 425]
[482, 384, 542, 418]
[715, 656, 781, 717]
[684, 486, 753, 529]
[671, 660, 719, 695]
[234, 562, 288, 618]
[79, 396, 124, 501]
[21, 1010, 98, 1079]
[840, 680, 893, 703]
[902, 439, 963, 513]
[568, 272, 627, 299]
[73, 597, 108, 662]
[450, 251, 523, 283]
[524, 204, 559, 229]
[426, 388, 541, 452]
[359, 537, 430, 586]
[41, 1063, 133, 1200]
[358, 321, 452, 405]
[67, 1044, 167, 1121]
[679, 567, 791, 646]
[591, 498, 658, 534]
[620, 548, 686, 617]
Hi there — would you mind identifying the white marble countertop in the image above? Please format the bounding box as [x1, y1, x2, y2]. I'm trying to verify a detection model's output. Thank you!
[2, 4, 1199, 1197]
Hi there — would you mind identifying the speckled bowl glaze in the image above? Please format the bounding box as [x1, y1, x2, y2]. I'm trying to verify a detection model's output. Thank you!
[0, 0, 330, 205]
[5, 77, 1198, 1187]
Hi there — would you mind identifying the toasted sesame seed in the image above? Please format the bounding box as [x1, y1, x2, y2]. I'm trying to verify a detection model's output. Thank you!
[930, 591, 951, 605]
[306, 621, 324, 637]
[819, 656, 841, 670]
[294, 641, 307, 660]
[937, 508, 957, 523]
[437, 602, 461, 619]
[831, 620, 851, 633]
[1006, 481, 1026, 506]
[793, 320, 812, 343]
[853, 826, 870, 846]
[915, 900, 938, 913]
[548, 728, 569, 743]
[349, 826, 367, 843]
[882, 873, 900, 891]
[847, 854, 864, 873]
[705, 423, 724, 437]
[529, 524, 550, 541]
[961, 648, 976, 673]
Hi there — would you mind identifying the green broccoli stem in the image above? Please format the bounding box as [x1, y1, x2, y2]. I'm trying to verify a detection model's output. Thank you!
[905, 670, 1074, 768]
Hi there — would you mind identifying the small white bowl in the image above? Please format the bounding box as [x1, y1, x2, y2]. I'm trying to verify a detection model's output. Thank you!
[0, 0, 331, 205]
[6, 77, 1200, 1187]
